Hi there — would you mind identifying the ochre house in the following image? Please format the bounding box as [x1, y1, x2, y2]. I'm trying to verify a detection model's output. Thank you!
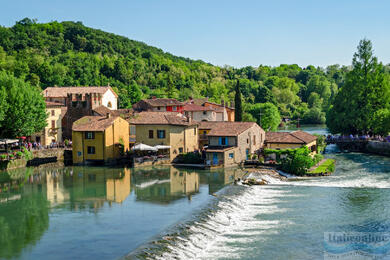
[129, 112, 198, 161]
[31, 101, 64, 146]
[264, 130, 317, 154]
[201, 122, 265, 167]
[72, 114, 129, 165]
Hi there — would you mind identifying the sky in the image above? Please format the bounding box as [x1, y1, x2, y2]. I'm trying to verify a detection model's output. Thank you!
[1, 0, 390, 68]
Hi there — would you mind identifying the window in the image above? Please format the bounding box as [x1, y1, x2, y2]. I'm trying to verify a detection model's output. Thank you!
[130, 125, 136, 135]
[82, 101, 87, 108]
[247, 138, 249, 144]
[85, 132, 95, 139]
[194, 128, 196, 135]
[87, 146, 95, 154]
[51, 110, 55, 116]
[107, 101, 112, 108]
[149, 130, 154, 138]
[229, 153, 234, 159]
[173, 106, 177, 111]
[253, 135, 256, 145]
[157, 130, 166, 139]
[203, 111, 207, 115]
[51, 120, 55, 129]
[157, 106, 161, 110]
[219, 137, 228, 146]
[179, 147, 183, 153]
[72, 101, 77, 107]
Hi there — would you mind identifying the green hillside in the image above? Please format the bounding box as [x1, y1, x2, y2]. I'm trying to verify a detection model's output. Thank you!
[0, 18, 349, 125]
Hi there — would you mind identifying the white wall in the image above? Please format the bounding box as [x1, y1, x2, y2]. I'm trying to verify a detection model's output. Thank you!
[102, 89, 118, 110]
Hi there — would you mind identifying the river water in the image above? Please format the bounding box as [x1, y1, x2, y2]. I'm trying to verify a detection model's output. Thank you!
[1, 126, 390, 259]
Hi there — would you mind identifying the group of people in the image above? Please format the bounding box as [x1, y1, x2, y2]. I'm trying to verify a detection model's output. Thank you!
[327, 134, 390, 142]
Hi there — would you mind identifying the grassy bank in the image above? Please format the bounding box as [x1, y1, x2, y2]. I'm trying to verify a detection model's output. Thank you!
[308, 159, 335, 174]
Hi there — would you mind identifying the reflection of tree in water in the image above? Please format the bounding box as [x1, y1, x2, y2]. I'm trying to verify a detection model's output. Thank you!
[344, 188, 382, 213]
[0, 190, 49, 259]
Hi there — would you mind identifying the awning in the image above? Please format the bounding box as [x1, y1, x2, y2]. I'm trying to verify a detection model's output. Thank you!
[131, 143, 158, 151]
[0, 139, 19, 145]
[154, 145, 171, 150]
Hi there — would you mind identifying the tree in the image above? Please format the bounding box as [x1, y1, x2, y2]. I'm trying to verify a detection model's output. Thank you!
[234, 80, 242, 122]
[327, 39, 390, 134]
[119, 80, 143, 108]
[0, 72, 47, 138]
[246, 103, 281, 131]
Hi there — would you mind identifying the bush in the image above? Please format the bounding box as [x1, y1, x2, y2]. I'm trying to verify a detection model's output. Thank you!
[0, 154, 7, 160]
[22, 147, 33, 160]
[64, 139, 69, 146]
[279, 146, 316, 176]
[313, 154, 323, 165]
[16, 151, 23, 158]
[175, 152, 203, 164]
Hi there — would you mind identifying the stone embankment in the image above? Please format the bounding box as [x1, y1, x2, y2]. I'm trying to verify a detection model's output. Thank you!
[1, 149, 72, 170]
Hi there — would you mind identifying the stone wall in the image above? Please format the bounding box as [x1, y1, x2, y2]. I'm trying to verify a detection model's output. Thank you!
[365, 141, 390, 156]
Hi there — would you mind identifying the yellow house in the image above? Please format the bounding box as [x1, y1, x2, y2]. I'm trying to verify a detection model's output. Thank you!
[72, 114, 129, 164]
[265, 130, 317, 154]
[31, 101, 64, 146]
[129, 112, 198, 161]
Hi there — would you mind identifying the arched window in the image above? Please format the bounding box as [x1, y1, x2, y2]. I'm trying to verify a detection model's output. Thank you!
[107, 101, 112, 108]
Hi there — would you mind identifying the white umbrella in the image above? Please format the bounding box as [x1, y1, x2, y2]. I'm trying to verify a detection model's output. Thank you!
[0, 139, 19, 145]
[131, 143, 158, 151]
[154, 145, 171, 150]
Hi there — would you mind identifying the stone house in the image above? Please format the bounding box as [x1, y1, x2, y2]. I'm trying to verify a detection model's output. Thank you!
[187, 98, 235, 121]
[203, 122, 265, 167]
[42, 86, 118, 139]
[72, 114, 129, 165]
[31, 101, 64, 146]
[183, 103, 217, 122]
[129, 112, 198, 161]
[264, 130, 317, 154]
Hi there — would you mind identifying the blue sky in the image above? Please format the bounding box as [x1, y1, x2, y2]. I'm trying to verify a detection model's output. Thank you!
[1, 0, 390, 68]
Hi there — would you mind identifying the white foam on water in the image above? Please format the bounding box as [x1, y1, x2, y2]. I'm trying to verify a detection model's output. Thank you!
[156, 185, 294, 260]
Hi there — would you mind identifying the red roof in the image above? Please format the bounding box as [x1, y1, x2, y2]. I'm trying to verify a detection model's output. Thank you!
[183, 103, 214, 112]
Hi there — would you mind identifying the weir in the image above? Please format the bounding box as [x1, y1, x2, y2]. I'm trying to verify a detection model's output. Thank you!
[326, 140, 390, 156]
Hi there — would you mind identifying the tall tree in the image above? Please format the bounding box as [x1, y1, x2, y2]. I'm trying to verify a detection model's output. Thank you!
[327, 39, 390, 134]
[234, 79, 242, 122]
[0, 72, 47, 138]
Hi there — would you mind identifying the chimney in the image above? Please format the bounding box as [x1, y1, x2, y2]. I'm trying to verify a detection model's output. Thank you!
[106, 112, 111, 119]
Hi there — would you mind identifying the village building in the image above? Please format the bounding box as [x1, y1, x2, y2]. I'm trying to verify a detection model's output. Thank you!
[201, 122, 265, 167]
[264, 130, 317, 154]
[42, 86, 118, 139]
[129, 112, 198, 161]
[72, 114, 129, 165]
[31, 101, 65, 146]
[183, 103, 216, 121]
[188, 98, 235, 121]
[133, 98, 184, 113]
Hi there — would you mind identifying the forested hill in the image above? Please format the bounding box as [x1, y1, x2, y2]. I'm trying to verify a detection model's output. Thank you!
[0, 18, 351, 125]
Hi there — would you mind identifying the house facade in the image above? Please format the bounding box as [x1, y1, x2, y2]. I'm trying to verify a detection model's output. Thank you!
[183, 103, 216, 121]
[202, 122, 265, 167]
[43, 86, 118, 139]
[133, 98, 184, 113]
[31, 101, 64, 146]
[129, 112, 198, 161]
[264, 130, 317, 154]
[72, 114, 129, 165]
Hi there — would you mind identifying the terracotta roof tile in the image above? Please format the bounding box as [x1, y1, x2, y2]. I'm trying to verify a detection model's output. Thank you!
[199, 121, 259, 136]
[72, 116, 119, 131]
[183, 103, 214, 112]
[42, 86, 118, 98]
[265, 130, 317, 144]
[129, 112, 197, 126]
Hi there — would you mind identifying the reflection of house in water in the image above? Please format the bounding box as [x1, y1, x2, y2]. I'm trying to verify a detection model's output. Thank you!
[45, 171, 69, 206]
[63, 167, 131, 210]
[207, 168, 245, 194]
[133, 166, 199, 204]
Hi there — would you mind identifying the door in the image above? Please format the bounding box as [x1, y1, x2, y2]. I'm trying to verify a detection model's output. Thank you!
[246, 149, 249, 160]
[213, 153, 218, 165]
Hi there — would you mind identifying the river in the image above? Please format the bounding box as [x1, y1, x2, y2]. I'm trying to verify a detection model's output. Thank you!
[1, 125, 390, 259]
